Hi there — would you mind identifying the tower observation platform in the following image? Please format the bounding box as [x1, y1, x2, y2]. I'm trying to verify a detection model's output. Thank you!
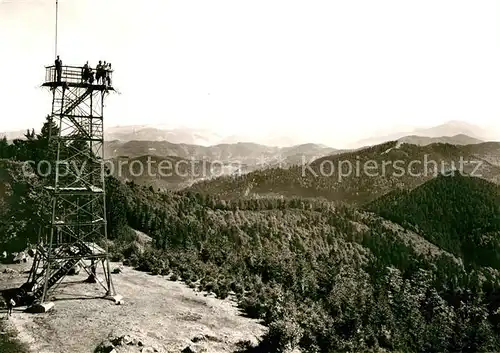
[43, 65, 114, 90]
[18, 63, 122, 312]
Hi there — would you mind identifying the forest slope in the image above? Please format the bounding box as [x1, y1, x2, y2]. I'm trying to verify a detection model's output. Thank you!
[107, 155, 218, 191]
[2, 161, 500, 352]
[188, 141, 500, 205]
[0, 160, 46, 252]
[105, 182, 500, 352]
[365, 174, 500, 268]
[4, 125, 500, 351]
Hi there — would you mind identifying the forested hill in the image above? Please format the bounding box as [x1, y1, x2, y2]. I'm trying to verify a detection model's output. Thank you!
[5, 119, 500, 351]
[188, 141, 500, 205]
[0, 159, 47, 252]
[102, 180, 500, 352]
[366, 174, 500, 268]
[4, 157, 500, 351]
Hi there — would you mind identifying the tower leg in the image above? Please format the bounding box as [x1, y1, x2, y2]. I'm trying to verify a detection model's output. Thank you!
[102, 258, 122, 304]
[85, 259, 97, 283]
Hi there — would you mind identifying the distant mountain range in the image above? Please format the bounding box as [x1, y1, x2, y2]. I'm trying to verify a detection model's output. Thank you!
[351, 120, 494, 148]
[397, 134, 484, 146]
[104, 141, 341, 168]
[104, 125, 302, 147]
[103, 120, 498, 148]
[3, 120, 495, 148]
[2, 121, 495, 187]
[104, 135, 493, 190]
[104, 125, 224, 145]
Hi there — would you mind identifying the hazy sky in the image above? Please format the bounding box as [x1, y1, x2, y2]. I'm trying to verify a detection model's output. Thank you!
[1, 0, 499, 146]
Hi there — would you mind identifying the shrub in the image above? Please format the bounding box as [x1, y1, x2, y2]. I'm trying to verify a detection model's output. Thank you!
[122, 241, 143, 259]
[204, 281, 215, 293]
[150, 266, 161, 275]
[239, 293, 266, 319]
[215, 285, 230, 299]
[264, 317, 303, 353]
[181, 270, 193, 282]
[230, 281, 244, 295]
[110, 252, 124, 262]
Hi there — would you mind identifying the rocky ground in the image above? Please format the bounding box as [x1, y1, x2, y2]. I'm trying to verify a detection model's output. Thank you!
[0, 260, 265, 353]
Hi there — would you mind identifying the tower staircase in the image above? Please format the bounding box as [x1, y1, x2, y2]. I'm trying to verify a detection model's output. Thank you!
[31, 241, 93, 300]
[53, 87, 93, 138]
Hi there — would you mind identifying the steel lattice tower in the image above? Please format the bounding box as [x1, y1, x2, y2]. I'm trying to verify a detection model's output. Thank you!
[22, 65, 122, 311]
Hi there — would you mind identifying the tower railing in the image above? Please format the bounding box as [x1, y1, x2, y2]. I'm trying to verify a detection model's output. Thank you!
[44, 65, 114, 87]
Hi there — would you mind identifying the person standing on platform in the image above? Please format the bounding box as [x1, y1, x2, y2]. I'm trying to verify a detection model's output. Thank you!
[96, 60, 103, 84]
[106, 63, 112, 86]
[89, 69, 95, 84]
[55, 55, 62, 82]
[82, 61, 90, 83]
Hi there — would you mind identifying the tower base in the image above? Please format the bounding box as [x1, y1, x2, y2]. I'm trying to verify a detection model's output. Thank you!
[105, 294, 123, 305]
[26, 302, 55, 313]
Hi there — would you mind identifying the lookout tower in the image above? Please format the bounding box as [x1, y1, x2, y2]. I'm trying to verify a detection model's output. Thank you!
[20, 63, 122, 312]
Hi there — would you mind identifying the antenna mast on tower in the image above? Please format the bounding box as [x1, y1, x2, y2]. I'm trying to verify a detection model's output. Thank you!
[55, 0, 58, 58]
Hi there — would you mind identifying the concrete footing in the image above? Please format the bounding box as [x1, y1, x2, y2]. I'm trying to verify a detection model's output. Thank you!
[25, 302, 55, 313]
[105, 294, 123, 305]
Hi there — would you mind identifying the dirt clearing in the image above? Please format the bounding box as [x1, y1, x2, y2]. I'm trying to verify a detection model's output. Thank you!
[0, 261, 265, 353]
